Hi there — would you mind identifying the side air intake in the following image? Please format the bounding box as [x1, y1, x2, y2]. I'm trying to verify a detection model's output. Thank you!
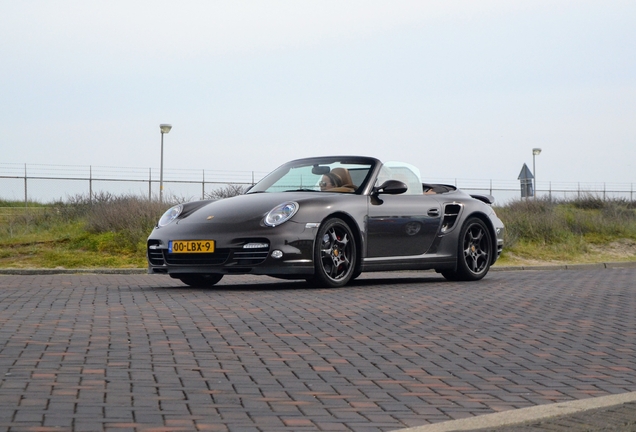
[441, 204, 462, 233]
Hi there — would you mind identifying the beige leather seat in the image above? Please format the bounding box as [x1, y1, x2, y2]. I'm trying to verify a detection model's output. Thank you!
[328, 168, 356, 193]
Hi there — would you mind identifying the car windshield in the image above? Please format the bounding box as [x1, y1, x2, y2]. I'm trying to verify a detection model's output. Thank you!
[248, 157, 377, 194]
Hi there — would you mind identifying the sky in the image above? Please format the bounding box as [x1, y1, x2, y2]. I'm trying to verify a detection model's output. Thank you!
[1, 0, 635, 188]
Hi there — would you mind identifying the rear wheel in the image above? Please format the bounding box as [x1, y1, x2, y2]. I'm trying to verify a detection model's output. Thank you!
[177, 274, 223, 287]
[306, 218, 356, 288]
[442, 217, 492, 281]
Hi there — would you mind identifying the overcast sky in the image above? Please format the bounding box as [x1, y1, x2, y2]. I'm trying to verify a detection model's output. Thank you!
[2, 0, 635, 186]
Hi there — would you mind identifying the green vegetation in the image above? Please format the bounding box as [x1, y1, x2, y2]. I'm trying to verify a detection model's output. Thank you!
[0, 194, 172, 268]
[495, 196, 636, 265]
[1, 194, 635, 269]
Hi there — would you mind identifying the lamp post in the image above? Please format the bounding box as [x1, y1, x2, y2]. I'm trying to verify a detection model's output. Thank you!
[159, 124, 172, 203]
[532, 148, 542, 199]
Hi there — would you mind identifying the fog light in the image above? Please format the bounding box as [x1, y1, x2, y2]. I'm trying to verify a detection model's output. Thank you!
[271, 250, 283, 259]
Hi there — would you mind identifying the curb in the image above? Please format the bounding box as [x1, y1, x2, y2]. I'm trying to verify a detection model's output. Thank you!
[392, 391, 636, 431]
[0, 268, 147, 275]
[489, 261, 636, 272]
[0, 262, 635, 276]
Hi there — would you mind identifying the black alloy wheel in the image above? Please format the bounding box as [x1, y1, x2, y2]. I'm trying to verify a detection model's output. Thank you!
[442, 217, 492, 281]
[307, 218, 357, 288]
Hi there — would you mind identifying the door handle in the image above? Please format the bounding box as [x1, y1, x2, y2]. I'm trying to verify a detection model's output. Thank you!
[427, 208, 440, 217]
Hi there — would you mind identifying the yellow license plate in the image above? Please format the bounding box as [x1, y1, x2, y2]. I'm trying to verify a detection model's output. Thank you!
[169, 240, 215, 253]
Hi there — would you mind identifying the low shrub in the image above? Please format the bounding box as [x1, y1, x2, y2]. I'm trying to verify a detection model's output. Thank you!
[2, 192, 635, 268]
[84, 195, 170, 251]
[495, 198, 569, 248]
[496, 197, 636, 250]
[205, 184, 248, 200]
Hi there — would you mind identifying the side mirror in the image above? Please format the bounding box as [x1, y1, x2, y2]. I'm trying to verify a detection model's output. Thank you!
[373, 180, 408, 195]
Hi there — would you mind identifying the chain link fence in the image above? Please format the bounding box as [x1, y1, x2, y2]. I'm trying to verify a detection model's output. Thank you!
[1, 162, 634, 206]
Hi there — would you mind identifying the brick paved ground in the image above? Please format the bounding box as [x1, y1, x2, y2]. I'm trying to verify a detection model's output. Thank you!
[0, 268, 635, 431]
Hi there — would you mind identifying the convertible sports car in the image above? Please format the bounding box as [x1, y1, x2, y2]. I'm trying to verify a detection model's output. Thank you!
[147, 156, 504, 287]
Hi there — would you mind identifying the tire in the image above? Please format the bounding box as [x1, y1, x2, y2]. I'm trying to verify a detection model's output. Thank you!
[350, 268, 362, 281]
[306, 218, 357, 288]
[177, 274, 223, 287]
[442, 217, 492, 282]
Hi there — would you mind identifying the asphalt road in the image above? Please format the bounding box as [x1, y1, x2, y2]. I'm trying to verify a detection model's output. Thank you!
[0, 267, 635, 431]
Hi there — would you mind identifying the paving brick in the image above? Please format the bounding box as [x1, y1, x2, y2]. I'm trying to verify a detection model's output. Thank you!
[0, 269, 635, 431]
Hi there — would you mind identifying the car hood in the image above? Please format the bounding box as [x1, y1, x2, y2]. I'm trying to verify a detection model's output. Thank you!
[174, 192, 328, 226]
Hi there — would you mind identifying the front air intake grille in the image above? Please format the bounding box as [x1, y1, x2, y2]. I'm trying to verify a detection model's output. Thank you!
[149, 242, 269, 267]
[147, 241, 165, 266]
[233, 250, 269, 265]
[165, 250, 230, 266]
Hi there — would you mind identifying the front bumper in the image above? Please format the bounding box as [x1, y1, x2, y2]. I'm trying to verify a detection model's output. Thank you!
[494, 222, 505, 259]
[147, 220, 318, 277]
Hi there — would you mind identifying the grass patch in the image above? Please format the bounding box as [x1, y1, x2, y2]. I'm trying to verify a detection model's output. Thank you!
[0, 194, 172, 269]
[494, 196, 636, 266]
[1, 194, 636, 269]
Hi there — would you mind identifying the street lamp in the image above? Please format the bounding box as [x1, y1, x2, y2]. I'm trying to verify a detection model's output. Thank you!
[532, 148, 542, 199]
[159, 124, 172, 203]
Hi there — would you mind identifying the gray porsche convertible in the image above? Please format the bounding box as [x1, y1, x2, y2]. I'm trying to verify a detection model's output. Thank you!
[147, 156, 504, 287]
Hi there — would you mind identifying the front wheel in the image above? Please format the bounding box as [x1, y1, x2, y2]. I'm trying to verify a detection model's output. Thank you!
[442, 217, 492, 282]
[177, 274, 223, 287]
[306, 218, 357, 288]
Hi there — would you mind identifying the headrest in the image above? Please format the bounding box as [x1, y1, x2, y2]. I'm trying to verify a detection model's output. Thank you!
[330, 167, 354, 187]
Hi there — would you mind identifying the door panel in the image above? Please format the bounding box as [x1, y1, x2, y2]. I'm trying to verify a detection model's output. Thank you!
[366, 195, 441, 258]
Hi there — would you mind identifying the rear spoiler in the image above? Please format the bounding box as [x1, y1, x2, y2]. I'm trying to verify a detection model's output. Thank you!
[470, 194, 495, 205]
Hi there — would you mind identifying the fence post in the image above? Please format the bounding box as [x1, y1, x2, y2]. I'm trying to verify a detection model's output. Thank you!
[202, 169, 205, 200]
[89, 166, 93, 204]
[24, 163, 27, 208]
[549, 181, 552, 201]
[489, 179, 492, 195]
[148, 168, 152, 201]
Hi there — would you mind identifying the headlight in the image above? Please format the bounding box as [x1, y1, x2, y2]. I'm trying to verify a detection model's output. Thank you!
[264, 202, 298, 227]
[157, 204, 183, 227]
